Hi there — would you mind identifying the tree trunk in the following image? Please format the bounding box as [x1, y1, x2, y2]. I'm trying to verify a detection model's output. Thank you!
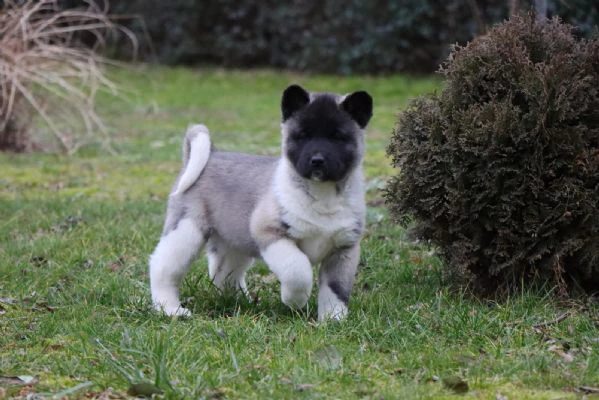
[509, 0, 520, 16]
[535, 0, 548, 22]
[467, 0, 486, 34]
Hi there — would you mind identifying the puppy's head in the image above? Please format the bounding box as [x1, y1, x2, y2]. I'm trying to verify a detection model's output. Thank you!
[281, 84, 373, 182]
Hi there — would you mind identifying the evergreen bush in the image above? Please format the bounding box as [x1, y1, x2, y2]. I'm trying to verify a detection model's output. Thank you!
[386, 15, 599, 294]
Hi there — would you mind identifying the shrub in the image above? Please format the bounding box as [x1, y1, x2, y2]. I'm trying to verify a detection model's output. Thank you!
[0, 0, 133, 153]
[386, 15, 599, 295]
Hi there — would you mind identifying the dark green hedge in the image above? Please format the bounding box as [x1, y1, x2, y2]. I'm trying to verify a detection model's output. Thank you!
[98, 0, 473, 73]
[386, 15, 599, 294]
[74, 0, 595, 74]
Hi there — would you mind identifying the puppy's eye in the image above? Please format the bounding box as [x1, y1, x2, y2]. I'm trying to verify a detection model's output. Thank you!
[332, 132, 349, 141]
[291, 131, 307, 140]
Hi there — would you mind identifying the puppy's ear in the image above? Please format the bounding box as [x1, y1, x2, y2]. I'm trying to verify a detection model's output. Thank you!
[282, 84, 310, 121]
[341, 91, 373, 128]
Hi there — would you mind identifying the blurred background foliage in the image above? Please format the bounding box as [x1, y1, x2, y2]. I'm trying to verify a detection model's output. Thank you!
[57, 0, 598, 74]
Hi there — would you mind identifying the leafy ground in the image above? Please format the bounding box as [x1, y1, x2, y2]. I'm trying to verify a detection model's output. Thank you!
[0, 67, 598, 399]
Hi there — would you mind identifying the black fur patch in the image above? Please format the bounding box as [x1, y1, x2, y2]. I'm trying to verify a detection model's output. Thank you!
[341, 91, 373, 128]
[282, 85, 310, 121]
[286, 95, 360, 182]
[328, 280, 350, 305]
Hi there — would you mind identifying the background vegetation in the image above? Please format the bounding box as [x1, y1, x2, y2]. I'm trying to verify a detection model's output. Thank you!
[64, 0, 599, 74]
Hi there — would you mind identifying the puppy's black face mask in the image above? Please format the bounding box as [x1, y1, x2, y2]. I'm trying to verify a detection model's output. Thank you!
[281, 85, 373, 182]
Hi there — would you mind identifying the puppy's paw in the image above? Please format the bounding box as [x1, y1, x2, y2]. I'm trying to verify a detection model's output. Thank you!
[281, 287, 310, 309]
[318, 305, 348, 322]
[154, 304, 191, 318]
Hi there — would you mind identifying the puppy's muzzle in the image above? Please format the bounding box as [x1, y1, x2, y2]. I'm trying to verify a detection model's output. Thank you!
[310, 153, 326, 180]
[310, 153, 325, 168]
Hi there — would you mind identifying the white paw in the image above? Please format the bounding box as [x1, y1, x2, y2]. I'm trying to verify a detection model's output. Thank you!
[281, 287, 310, 309]
[155, 304, 191, 318]
[318, 305, 348, 321]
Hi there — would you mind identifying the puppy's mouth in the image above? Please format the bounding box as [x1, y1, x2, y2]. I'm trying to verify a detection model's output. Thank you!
[310, 169, 325, 181]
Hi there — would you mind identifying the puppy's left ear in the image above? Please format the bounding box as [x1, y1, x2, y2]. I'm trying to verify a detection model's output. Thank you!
[341, 91, 373, 128]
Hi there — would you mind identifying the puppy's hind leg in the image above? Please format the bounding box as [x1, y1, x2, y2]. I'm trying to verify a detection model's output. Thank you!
[150, 218, 205, 316]
[207, 239, 253, 295]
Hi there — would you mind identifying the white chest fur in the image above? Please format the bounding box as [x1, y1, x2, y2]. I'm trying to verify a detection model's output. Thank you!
[273, 160, 365, 264]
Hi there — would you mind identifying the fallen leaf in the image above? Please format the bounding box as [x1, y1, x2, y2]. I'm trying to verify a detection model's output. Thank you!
[44, 342, 65, 351]
[30, 256, 48, 267]
[52, 215, 83, 233]
[354, 386, 375, 397]
[127, 382, 162, 397]
[577, 386, 599, 394]
[314, 345, 342, 370]
[367, 198, 385, 207]
[406, 302, 426, 312]
[409, 255, 423, 264]
[549, 345, 575, 363]
[295, 383, 316, 392]
[206, 387, 229, 399]
[83, 387, 126, 399]
[16, 375, 36, 385]
[0, 375, 37, 385]
[50, 181, 65, 191]
[442, 376, 469, 394]
[557, 350, 574, 363]
[31, 301, 56, 313]
[108, 262, 121, 272]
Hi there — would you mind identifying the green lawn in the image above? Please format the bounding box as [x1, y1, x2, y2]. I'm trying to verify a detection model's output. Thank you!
[1, 67, 597, 399]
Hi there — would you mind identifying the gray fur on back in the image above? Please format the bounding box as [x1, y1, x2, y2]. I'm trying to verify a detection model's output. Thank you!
[164, 151, 278, 256]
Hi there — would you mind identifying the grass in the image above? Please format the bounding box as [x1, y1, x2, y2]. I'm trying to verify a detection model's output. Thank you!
[1, 66, 598, 399]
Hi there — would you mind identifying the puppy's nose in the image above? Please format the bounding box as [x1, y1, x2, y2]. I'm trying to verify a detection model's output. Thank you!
[310, 154, 325, 168]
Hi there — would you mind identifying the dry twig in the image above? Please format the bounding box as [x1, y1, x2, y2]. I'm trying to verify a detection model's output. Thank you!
[532, 311, 572, 331]
[0, 0, 136, 153]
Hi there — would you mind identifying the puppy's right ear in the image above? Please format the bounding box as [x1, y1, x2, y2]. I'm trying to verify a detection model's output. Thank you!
[281, 84, 310, 121]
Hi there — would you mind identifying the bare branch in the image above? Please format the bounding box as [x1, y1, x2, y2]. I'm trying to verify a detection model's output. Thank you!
[0, 0, 137, 152]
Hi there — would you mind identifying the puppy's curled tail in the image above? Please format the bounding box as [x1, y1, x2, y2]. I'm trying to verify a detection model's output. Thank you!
[172, 124, 212, 196]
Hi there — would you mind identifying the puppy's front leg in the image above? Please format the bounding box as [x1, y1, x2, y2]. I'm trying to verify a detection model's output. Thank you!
[318, 244, 360, 321]
[261, 239, 313, 309]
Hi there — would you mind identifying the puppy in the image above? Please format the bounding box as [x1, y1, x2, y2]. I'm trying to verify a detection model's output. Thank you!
[149, 84, 373, 320]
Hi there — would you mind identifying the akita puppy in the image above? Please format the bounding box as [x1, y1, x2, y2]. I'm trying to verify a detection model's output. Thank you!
[149, 85, 373, 320]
